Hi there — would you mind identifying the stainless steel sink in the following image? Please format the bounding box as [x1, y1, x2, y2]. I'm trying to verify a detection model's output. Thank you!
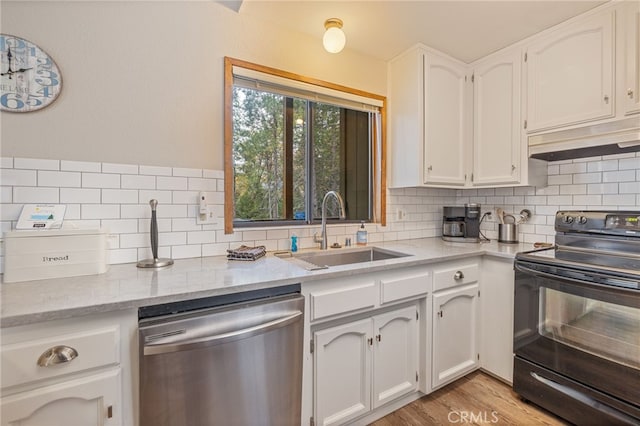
[282, 247, 410, 270]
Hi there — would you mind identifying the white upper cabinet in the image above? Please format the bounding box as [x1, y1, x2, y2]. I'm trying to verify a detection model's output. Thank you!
[525, 10, 615, 132]
[388, 46, 469, 188]
[472, 49, 522, 186]
[625, 1, 640, 115]
[424, 52, 468, 186]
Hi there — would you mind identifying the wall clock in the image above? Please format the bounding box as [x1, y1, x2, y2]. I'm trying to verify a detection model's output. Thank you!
[0, 34, 62, 112]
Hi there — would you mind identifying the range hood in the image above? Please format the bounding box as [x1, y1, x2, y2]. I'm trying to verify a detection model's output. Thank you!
[529, 117, 640, 161]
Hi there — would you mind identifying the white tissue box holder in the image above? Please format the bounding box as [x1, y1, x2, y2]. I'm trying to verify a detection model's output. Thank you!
[2, 228, 110, 283]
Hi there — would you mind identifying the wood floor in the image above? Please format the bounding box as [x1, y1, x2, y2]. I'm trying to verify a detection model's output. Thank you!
[371, 371, 569, 426]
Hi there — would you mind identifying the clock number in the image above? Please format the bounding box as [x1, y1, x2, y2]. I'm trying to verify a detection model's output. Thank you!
[35, 70, 59, 87]
[1, 93, 25, 110]
[37, 56, 52, 67]
[26, 96, 43, 107]
[35, 86, 51, 98]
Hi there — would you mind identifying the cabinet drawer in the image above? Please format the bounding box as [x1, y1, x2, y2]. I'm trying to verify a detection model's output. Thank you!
[380, 272, 430, 304]
[433, 263, 479, 291]
[310, 282, 377, 321]
[1, 326, 119, 389]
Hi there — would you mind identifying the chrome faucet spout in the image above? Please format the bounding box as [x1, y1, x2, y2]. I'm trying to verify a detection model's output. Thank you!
[315, 190, 346, 249]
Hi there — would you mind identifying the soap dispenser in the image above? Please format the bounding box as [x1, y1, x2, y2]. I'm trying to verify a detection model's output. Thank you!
[356, 221, 368, 246]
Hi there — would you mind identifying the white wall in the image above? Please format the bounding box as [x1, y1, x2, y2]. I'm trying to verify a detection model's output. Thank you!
[0, 1, 387, 170]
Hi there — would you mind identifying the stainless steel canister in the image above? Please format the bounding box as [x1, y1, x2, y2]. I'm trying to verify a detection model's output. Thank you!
[498, 223, 519, 243]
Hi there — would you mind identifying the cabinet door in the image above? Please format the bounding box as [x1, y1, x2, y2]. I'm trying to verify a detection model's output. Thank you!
[424, 52, 468, 186]
[479, 258, 514, 383]
[1, 369, 121, 426]
[625, 2, 640, 115]
[372, 306, 418, 409]
[432, 284, 479, 389]
[526, 11, 615, 132]
[473, 49, 521, 186]
[314, 319, 372, 426]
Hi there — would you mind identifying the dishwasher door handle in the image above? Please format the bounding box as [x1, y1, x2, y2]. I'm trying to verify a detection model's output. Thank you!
[143, 310, 302, 356]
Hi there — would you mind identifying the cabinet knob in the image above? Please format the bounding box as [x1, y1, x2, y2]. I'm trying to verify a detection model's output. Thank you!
[628, 89, 635, 99]
[604, 95, 609, 104]
[453, 270, 464, 280]
[37, 345, 78, 367]
[427, 165, 433, 172]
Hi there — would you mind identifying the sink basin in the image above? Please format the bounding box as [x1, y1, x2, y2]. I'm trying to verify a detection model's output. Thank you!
[284, 247, 410, 270]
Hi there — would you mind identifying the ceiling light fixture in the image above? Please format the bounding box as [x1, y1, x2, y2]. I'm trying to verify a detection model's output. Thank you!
[323, 18, 346, 53]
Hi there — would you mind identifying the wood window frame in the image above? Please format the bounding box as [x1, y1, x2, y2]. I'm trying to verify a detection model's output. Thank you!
[224, 56, 386, 234]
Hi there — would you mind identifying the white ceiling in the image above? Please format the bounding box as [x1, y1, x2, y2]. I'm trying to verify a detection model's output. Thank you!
[234, 0, 606, 63]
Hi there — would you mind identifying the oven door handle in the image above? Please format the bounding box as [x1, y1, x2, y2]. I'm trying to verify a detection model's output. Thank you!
[530, 372, 639, 424]
[515, 262, 639, 294]
[143, 310, 302, 355]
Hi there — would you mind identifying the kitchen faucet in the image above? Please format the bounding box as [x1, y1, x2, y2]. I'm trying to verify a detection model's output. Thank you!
[314, 191, 346, 249]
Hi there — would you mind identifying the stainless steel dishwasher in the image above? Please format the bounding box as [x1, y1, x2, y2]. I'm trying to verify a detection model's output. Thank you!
[138, 285, 304, 426]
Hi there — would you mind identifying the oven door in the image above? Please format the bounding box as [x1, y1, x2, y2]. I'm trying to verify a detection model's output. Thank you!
[514, 259, 640, 422]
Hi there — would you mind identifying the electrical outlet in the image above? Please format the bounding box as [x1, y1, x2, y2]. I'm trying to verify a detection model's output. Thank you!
[396, 208, 407, 221]
[196, 208, 217, 225]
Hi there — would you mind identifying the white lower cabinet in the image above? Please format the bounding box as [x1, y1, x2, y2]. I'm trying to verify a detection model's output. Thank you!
[313, 305, 419, 426]
[479, 257, 515, 383]
[1, 369, 121, 426]
[432, 283, 479, 389]
[0, 310, 137, 426]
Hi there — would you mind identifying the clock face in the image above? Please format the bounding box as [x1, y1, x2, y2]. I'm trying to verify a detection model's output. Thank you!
[0, 34, 62, 112]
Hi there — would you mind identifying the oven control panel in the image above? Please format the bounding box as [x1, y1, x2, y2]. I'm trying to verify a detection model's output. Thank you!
[556, 211, 640, 236]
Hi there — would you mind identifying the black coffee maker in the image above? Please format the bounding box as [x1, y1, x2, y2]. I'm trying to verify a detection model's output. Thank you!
[442, 203, 481, 242]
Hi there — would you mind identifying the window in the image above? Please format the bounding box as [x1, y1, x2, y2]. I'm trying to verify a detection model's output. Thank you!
[224, 58, 386, 233]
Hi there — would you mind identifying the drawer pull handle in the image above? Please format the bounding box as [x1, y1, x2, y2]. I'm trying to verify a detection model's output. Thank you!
[453, 271, 464, 280]
[37, 345, 78, 367]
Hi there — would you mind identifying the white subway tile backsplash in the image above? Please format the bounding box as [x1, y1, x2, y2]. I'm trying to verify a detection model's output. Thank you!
[14, 158, 59, 171]
[587, 183, 618, 194]
[173, 167, 202, 178]
[138, 190, 172, 204]
[101, 219, 138, 234]
[102, 163, 139, 174]
[121, 174, 155, 190]
[587, 159, 618, 172]
[187, 231, 216, 244]
[548, 174, 572, 185]
[203, 169, 224, 179]
[172, 244, 201, 259]
[121, 204, 151, 219]
[81, 204, 120, 219]
[1, 152, 639, 267]
[0, 187, 12, 203]
[61, 160, 101, 173]
[172, 190, 200, 205]
[60, 188, 101, 204]
[157, 176, 188, 191]
[38, 170, 81, 188]
[573, 173, 601, 184]
[14, 187, 59, 203]
[602, 194, 636, 206]
[602, 170, 635, 183]
[560, 163, 586, 174]
[620, 182, 640, 193]
[560, 184, 587, 195]
[188, 178, 217, 191]
[82, 172, 120, 188]
[2, 169, 37, 186]
[619, 158, 640, 170]
[140, 165, 172, 176]
[573, 195, 602, 205]
[109, 248, 138, 264]
[120, 233, 149, 248]
[102, 189, 139, 204]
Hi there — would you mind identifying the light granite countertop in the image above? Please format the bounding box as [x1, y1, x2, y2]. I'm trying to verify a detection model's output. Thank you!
[0, 238, 532, 328]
